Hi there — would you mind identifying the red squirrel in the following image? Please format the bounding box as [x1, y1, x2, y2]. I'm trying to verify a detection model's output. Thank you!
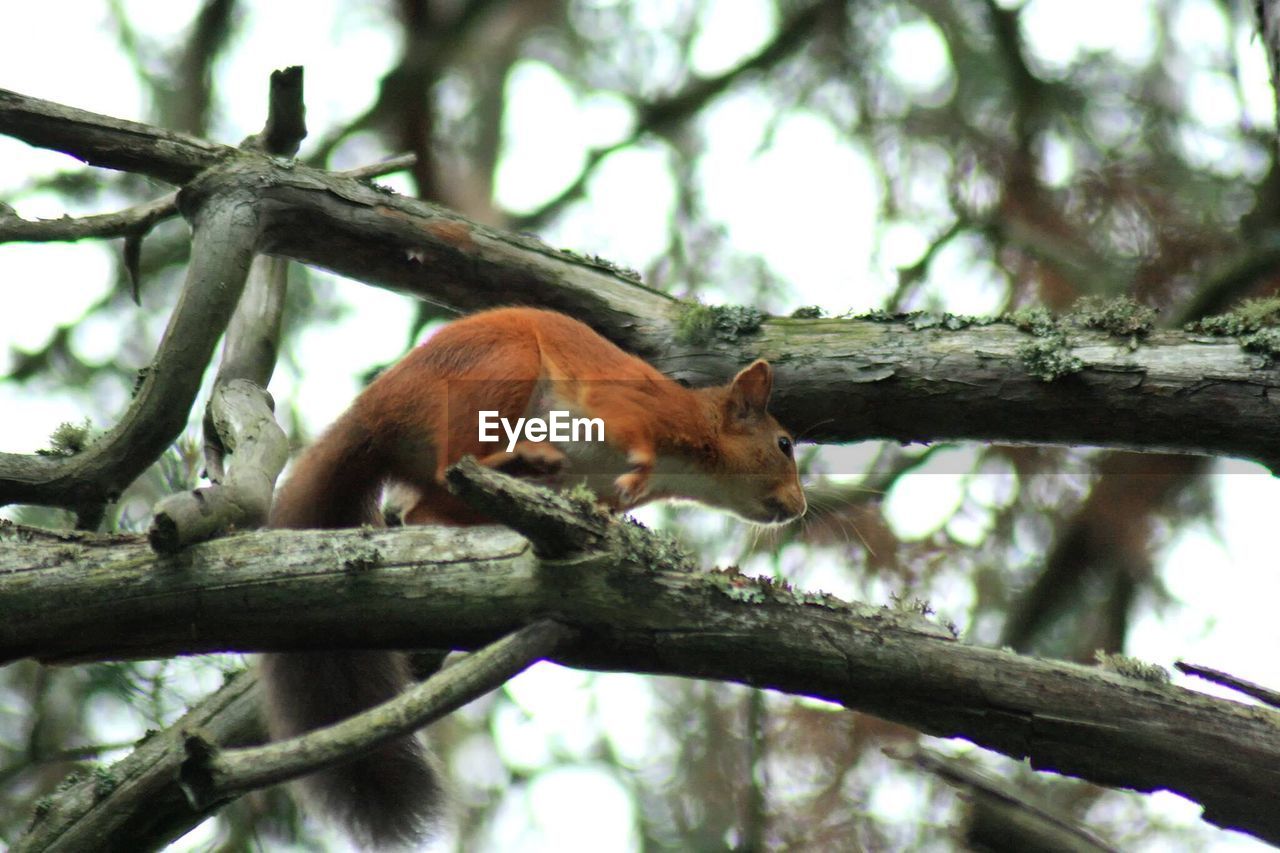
[262, 306, 806, 847]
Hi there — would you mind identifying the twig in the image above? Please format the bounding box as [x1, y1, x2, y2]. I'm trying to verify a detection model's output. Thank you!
[1175, 661, 1280, 709]
[0, 193, 177, 244]
[338, 152, 418, 180]
[892, 746, 1117, 852]
[179, 620, 572, 807]
[10, 670, 262, 853]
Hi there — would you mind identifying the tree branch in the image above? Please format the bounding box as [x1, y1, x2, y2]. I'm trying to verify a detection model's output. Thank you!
[1, 501, 1278, 843]
[894, 747, 1117, 853]
[10, 670, 262, 853]
[180, 620, 571, 810]
[0, 88, 235, 184]
[148, 378, 288, 553]
[240, 66, 306, 156]
[0, 166, 260, 513]
[0, 193, 177, 244]
[6, 92, 1280, 491]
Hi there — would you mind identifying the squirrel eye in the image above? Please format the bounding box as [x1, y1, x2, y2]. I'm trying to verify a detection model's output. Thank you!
[777, 435, 793, 458]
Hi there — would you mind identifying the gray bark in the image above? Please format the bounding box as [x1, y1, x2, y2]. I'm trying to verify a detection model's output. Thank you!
[1, 510, 1278, 844]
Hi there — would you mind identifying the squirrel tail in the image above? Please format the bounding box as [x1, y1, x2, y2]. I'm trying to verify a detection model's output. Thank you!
[259, 651, 444, 848]
[261, 411, 444, 847]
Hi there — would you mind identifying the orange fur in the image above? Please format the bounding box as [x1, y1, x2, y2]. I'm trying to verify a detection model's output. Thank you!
[263, 306, 806, 847]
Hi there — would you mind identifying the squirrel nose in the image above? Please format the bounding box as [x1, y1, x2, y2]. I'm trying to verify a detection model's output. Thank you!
[762, 494, 805, 522]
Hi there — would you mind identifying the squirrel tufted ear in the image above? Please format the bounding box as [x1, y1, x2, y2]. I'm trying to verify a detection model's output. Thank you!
[726, 360, 773, 420]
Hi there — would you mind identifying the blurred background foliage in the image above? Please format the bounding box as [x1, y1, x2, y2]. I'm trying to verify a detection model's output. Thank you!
[1, 0, 1276, 849]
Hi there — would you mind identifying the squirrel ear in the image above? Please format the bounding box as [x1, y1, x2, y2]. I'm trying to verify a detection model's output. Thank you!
[726, 360, 773, 420]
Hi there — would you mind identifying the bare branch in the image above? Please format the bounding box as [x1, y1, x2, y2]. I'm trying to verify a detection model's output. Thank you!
[0, 88, 235, 184]
[6, 93, 1280, 493]
[0, 166, 260, 512]
[893, 747, 1118, 853]
[337, 152, 417, 180]
[148, 379, 288, 553]
[241, 66, 306, 157]
[180, 620, 571, 809]
[0, 193, 177, 244]
[1175, 661, 1280, 710]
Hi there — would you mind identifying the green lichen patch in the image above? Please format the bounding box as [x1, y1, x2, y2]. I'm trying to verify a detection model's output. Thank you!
[906, 313, 988, 331]
[615, 515, 695, 572]
[1185, 297, 1280, 362]
[676, 302, 766, 345]
[888, 592, 934, 617]
[858, 308, 899, 323]
[854, 309, 991, 331]
[1095, 650, 1170, 684]
[1017, 332, 1084, 381]
[1070, 296, 1156, 340]
[1189, 296, 1280, 335]
[36, 418, 94, 457]
[552, 245, 643, 282]
[92, 765, 118, 798]
[707, 566, 848, 610]
[1007, 306, 1056, 336]
[564, 482, 598, 506]
[341, 545, 384, 573]
[1241, 328, 1280, 359]
[707, 567, 769, 603]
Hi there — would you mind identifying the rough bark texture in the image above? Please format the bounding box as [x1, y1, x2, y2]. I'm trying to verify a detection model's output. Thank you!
[2, 516, 1278, 844]
[4, 90, 1280, 513]
[10, 670, 262, 853]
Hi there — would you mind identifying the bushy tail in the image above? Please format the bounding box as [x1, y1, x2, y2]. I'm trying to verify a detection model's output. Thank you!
[262, 411, 444, 847]
[259, 651, 444, 848]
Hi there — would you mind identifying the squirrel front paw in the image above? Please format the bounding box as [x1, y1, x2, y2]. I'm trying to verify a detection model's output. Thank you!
[614, 449, 654, 507]
[613, 471, 648, 507]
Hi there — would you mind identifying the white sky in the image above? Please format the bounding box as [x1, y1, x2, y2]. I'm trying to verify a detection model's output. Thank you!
[1, 1, 1278, 850]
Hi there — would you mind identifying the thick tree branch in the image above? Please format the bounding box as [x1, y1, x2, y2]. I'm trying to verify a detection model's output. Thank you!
[0, 88, 235, 184]
[5, 91, 1280, 474]
[11, 670, 262, 853]
[1, 504, 1278, 843]
[0, 166, 260, 513]
[233, 166, 1280, 467]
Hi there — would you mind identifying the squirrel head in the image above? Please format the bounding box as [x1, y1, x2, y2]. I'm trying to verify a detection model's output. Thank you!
[699, 360, 807, 525]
